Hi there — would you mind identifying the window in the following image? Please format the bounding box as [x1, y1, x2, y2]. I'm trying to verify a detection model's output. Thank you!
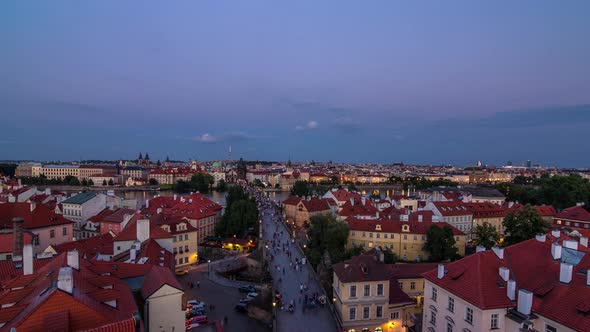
[491, 313, 498, 329]
[376, 233, 380, 239]
[413, 235, 417, 240]
[377, 283, 384, 296]
[446, 322, 453, 332]
[50, 230, 55, 238]
[410, 282, 416, 290]
[432, 287, 437, 301]
[369, 233, 373, 238]
[403, 235, 407, 240]
[398, 282, 403, 289]
[363, 306, 370, 319]
[384, 234, 388, 239]
[185, 245, 189, 251]
[362, 232, 366, 237]
[178, 258, 183, 265]
[350, 285, 357, 298]
[63, 227, 67, 236]
[448, 297, 454, 312]
[545, 325, 557, 332]
[351, 231, 356, 236]
[173, 236, 177, 243]
[430, 311, 436, 325]
[376, 305, 383, 318]
[184, 257, 188, 263]
[465, 307, 473, 324]
[185, 234, 189, 240]
[364, 284, 370, 297]
[391, 311, 399, 320]
[349, 307, 356, 320]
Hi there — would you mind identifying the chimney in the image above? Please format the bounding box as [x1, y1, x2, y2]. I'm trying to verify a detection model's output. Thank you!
[492, 246, 504, 260]
[30, 202, 36, 212]
[45, 188, 51, 195]
[551, 230, 560, 238]
[587, 271, 590, 287]
[12, 217, 24, 258]
[517, 289, 533, 315]
[157, 207, 162, 214]
[560, 262, 573, 283]
[145, 199, 149, 208]
[23, 244, 33, 275]
[57, 267, 74, 294]
[137, 219, 150, 243]
[418, 215, 423, 222]
[67, 250, 79, 270]
[476, 245, 486, 253]
[535, 234, 546, 242]
[350, 198, 354, 206]
[551, 242, 562, 260]
[361, 197, 366, 206]
[507, 279, 516, 301]
[437, 264, 445, 279]
[581, 236, 589, 248]
[577, 202, 585, 207]
[130, 248, 137, 261]
[499, 267, 510, 282]
[174, 194, 177, 201]
[563, 240, 578, 250]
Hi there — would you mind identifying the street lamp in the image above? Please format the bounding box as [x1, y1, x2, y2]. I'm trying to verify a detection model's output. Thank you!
[208, 259, 211, 276]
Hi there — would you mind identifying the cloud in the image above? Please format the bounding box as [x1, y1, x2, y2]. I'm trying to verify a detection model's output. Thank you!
[333, 116, 360, 131]
[296, 120, 319, 131]
[194, 131, 269, 143]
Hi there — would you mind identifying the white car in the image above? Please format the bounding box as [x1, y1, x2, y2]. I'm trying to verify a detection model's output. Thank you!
[246, 292, 258, 300]
[186, 300, 205, 309]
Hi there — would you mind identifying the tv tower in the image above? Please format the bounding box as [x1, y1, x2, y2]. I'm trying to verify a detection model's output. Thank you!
[228, 145, 232, 161]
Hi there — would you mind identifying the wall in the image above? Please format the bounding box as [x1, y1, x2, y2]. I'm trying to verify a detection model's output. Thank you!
[35, 224, 73, 253]
[146, 285, 185, 332]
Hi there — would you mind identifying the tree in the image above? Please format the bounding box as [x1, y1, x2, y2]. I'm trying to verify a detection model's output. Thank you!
[252, 179, 265, 188]
[423, 225, 459, 262]
[346, 182, 357, 192]
[215, 186, 259, 238]
[81, 179, 88, 186]
[149, 178, 158, 185]
[502, 204, 549, 246]
[473, 222, 500, 249]
[291, 181, 311, 197]
[307, 214, 349, 267]
[382, 247, 398, 264]
[102, 180, 107, 186]
[87, 179, 94, 186]
[108, 179, 114, 186]
[216, 179, 227, 192]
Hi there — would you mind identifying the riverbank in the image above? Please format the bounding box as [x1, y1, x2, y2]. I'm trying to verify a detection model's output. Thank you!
[37, 185, 161, 192]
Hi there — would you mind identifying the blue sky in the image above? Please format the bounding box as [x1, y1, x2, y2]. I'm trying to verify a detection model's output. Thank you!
[1, 1, 590, 166]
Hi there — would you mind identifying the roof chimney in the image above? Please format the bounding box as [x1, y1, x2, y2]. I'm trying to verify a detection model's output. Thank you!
[560, 262, 573, 283]
[499, 267, 510, 282]
[551, 230, 560, 238]
[157, 207, 162, 214]
[551, 242, 562, 260]
[581, 237, 589, 248]
[418, 215, 423, 222]
[361, 197, 366, 206]
[30, 202, 36, 212]
[57, 267, 74, 294]
[517, 289, 533, 315]
[492, 246, 504, 260]
[145, 199, 149, 208]
[350, 198, 354, 206]
[136, 219, 150, 243]
[12, 217, 24, 258]
[587, 271, 590, 287]
[476, 245, 486, 253]
[507, 279, 516, 301]
[563, 240, 578, 250]
[130, 248, 137, 261]
[23, 244, 33, 276]
[174, 194, 177, 201]
[437, 264, 445, 279]
[67, 250, 79, 270]
[535, 234, 546, 242]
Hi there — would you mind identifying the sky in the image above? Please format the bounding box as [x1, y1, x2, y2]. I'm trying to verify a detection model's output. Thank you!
[1, 1, 590, 167]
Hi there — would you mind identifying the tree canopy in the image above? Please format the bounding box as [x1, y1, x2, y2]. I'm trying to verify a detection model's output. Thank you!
[423, 225, 459, 262]
[215, 186, 259, 238]
[307, 214, 350, 267]
[502, 204, 549, 246]
[174, 173, 215, 193]
[473, 222, 500, 249]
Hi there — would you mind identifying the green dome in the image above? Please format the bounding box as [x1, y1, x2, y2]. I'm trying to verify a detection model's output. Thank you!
[212, 161, 222, 167]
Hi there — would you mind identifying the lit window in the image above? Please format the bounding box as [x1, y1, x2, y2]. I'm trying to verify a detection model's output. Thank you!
[391, 311, 399, 320]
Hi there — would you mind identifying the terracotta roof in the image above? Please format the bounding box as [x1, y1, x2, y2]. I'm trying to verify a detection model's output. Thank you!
[54, 232, 116, 257]
[423, 234, 590, 331]
[333, 250, 390, 283]
[115, 216, 172, 242]
[299, 198, 330, 213]
[145, 193, 222, 221]
[555, 205, 590, 223]
[431, 201, 472, 216]
[388, 263, 438, 279]
[140, 265, 182, 299]
[282, 196, 302, 206]
[347, 218, 465, 236]
[0, 231, 33, 253]
[81, 318, 138, 332]
[388, 279, 415, 305]
[338, 199, 379, 218]
[0, 203, 73, 229]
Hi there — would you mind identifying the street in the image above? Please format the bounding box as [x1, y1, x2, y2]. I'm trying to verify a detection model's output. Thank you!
[253, 186, 338, 332]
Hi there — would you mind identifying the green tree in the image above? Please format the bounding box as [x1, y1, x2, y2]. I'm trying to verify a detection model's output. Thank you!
[87, 179, 94, 186]
[215, 194, 259, 238]
[108, 179, 114, 186]
[216, 179, 227, 192]
[291, 180, 311, 197]
[382, 247, 398, 264]
[346, 182, 357, 192]
[423, 225, 459, 262]
[81, 179, 88, 186]
[149, 178, 158, 185]
[252, 179, 265, 188]
[102, 179, 107, 186]
[473, 222, 500, 249]
[307, 214, 349, 267]
[502, 204, 549, 246]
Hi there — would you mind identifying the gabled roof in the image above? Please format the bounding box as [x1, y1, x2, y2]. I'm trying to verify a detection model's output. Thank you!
[431, 201, 472, 216]
[333, 250, 390, 283]
[62, 192, 98, 205]
[299, 198, 330, 213]
[0, 203, 73, 229]
[556, 205, 590, 222]
[282, 196, 302, 206]
[114, 216, 172, 242]
[54, 232, 116, 257]
[145, 193, 222, 220]
[140, 266, 182, 299]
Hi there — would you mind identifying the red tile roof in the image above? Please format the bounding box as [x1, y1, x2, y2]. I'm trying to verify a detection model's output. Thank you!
[423, 235, 590, 331]
[115, 216, 172, 242]
[0, 203, 73, 229]
[81, 317, 137, 332]
[431, 201, 472, 216]
[555, 205, 590, 223]
[299, 198, 330, 213]
[54, 232, 116, 257]
[0, 231, 33, 253]
[140, 265, 182, 299]
[338, 199, 379, 218]
[282, 196, 302, 206]
[333, 250, 390, 283]
[347, 218, 465, 236]
[388, 263, 438, 279]
[146, 193, 222, 221]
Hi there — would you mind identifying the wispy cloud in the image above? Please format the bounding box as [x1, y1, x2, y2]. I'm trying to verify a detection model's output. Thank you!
[332, 116, 360, 131]
[194, 131, 269, 143]
[296, 120, 319, 131]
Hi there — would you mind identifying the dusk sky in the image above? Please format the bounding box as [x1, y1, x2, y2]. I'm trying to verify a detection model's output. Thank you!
[2, 1, 590, 167]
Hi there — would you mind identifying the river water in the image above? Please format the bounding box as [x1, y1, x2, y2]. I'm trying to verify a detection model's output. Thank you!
[122, 190, 290, 209]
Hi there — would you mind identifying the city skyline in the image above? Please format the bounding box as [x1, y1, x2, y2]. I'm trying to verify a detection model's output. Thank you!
[2, 1, 590, 166]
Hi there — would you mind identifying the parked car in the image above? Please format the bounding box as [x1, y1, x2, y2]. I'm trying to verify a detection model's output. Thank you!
[186, 308, 206, 319]
[186, 323, 202, 331]
[175, 269, 189, 276]
[235, 303, 248, 313]
[239, 298, 253, 304]
[246, 292, 258, 300]
[239, 285, 256, 293]
[186, 300, 205, 310]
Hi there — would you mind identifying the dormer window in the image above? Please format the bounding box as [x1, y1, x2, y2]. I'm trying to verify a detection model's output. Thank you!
[402, 225, 410, 232]
[375, 224, 382, 231]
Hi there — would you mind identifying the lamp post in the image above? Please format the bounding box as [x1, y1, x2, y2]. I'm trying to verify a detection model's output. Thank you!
[208, 259, 211, 276]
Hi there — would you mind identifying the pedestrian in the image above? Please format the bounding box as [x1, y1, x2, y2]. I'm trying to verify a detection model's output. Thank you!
[224, 316, 228, 324]
[197, 281, 200, 288]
